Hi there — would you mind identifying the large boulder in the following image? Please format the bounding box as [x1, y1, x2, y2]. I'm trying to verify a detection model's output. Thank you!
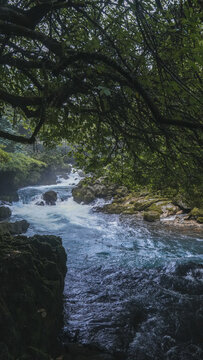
[0, 220, 29, 235]
[43, 190, 57, 205]
[72, 179, 96, 204]
[0, 206, 11, 220]
[72, 186, 96, 204]
[143, 211, 160, 222]
[0, 234, 67, 359]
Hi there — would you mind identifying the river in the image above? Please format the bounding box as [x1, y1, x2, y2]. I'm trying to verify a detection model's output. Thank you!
[11, 168, 203, 360]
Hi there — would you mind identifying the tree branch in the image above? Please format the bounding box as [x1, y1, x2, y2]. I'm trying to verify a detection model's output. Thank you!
[0, 89, 42, 106]
[0, 22, 63, 56]
[0, 130, 34, 144]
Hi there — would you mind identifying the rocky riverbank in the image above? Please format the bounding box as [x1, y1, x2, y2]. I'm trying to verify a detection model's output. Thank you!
[0, 234, 67, 360]
[72, 177, 203, 229]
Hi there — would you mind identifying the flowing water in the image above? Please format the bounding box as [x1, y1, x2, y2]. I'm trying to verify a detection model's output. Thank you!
[11, 169, 203, 360]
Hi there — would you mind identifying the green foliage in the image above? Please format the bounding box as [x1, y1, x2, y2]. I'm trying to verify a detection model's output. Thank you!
[0, 147, 11, 163]
[0, 147, 46, 187]
[32, 146, 73, 172]
[0, 0, 202, 203]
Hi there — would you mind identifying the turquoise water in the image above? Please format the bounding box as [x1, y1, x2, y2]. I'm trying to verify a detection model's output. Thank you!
[11, 169, 203, 359]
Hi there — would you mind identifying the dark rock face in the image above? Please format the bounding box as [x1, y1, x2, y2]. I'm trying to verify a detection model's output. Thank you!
[0, 206, 11, 220]
[43, 190, 57, 205]
[0, 220, 29, 235]
[0, 171, 17, 197]
[0, 234, 67, 360]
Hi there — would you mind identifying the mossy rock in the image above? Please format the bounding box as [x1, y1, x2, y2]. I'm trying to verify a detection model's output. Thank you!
[72, 187, 95, 204]
[72, 177, 119, 204]
[147, 203, 164, 214]
[122, 207, 135, 214]
[99, 203, 124, 214]
[147, 201, 178, 216]
[143, 211, 160, 222]
[189, 208, 203, 218]
[134, 200, 155, 211]
[197, 217, 203, 224]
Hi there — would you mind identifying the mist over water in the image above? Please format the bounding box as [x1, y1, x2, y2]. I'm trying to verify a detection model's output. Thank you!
[11, 168, 203, 359]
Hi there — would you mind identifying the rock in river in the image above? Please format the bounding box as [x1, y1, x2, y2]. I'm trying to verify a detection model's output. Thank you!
[0, 219, 29, 235]
[43, 190, 57, 205]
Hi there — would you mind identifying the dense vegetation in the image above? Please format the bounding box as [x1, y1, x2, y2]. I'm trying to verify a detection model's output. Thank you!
[0, 145, 74, 199]
[0, 0, 202, 200]
[0, 146, 46, 186]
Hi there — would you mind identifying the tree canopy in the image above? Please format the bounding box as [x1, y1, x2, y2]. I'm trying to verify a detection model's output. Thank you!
[0, 0, 202, 189]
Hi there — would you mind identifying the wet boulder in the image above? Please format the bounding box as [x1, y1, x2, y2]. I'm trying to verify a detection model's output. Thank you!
[0, 206, 11, 220]
[43, 190, 57, 205]
[0, 220, 29, 235]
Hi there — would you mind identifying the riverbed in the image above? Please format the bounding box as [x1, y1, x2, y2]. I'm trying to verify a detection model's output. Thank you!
[11, 169, 203, 359]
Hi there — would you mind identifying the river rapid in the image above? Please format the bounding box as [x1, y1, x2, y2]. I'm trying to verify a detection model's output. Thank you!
[11, 168, 203, 360]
